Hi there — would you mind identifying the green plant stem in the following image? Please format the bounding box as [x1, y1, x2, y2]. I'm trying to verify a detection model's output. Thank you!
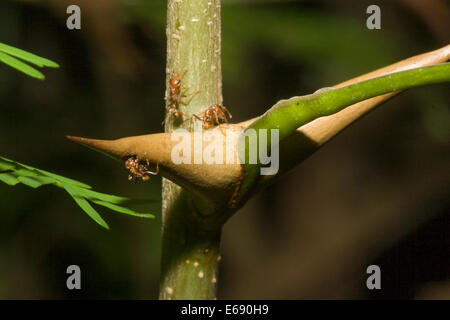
[160, 0, 223, 300]
[237, 63, 450, 204]
[159, 192, 221, 300]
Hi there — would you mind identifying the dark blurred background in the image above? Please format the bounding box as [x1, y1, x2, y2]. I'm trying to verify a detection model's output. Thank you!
[0, 0, 448, 299]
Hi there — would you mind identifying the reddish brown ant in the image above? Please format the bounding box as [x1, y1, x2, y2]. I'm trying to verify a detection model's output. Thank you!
[167, 74, 184, 118]
[166, 71, 201, 124]
[191, 104, 232, 130]
[124, 155, 159, 182]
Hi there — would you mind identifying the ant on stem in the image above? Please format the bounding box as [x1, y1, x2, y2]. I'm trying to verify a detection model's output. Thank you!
[166, 70, 199, 120]
[190, 104, 232, 130]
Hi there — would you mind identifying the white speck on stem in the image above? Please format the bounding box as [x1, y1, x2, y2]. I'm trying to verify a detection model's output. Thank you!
[198, 271, 204, 278]
[202, 59, 207, 63]
[191, 18, 199, 22]
[186, 259, 190, 264]
[178, 25, 186, 31]
[165, 286, 174, 295]
[193, 261, 199, 267]
[211, 65, 217, 72]
[211, 277, 217, 283]
[217, 255, 222, 261]
[172, 33, 181, 40]
[207, 21, 212, 25]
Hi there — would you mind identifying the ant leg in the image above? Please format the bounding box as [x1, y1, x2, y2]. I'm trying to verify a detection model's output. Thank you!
[146, 163, 159, 175]
[181, 88, 200, 98]
[214, 112, 220, 126]
[221, 109, 230, 124]
[189, 116, 194, 131]
[178, 69, 188, 79]
[222, 106, 232, 120]
[190, 114, 202, 131]
[169, 107, 184, 119]
[179, 89, 201, 106]
[129, 174, 137, 183]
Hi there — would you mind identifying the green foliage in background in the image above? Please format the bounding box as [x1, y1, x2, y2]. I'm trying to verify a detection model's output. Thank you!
[0, 156, 156, 229]
[122, 1, 401, 86]
[0, 44, 157, 229]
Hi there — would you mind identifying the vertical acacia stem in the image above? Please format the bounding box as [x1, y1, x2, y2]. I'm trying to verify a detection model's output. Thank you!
[159, 0, 223, 300]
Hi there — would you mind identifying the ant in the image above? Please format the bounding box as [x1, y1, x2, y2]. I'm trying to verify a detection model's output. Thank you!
[167, 74, 184, 118]
[191, 104, 232, 130]
[166, 71, 199, 120]
[124, 155, 159, 182]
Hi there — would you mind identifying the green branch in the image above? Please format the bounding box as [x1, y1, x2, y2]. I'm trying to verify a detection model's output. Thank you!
[160, 0, 223, 300]
[237, 63, 450, 203]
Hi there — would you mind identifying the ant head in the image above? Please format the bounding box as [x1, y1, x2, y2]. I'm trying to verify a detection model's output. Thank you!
[210, 104, 221, 110]
[123, 154, 138, 168]
[170, 75, 181, 88]
[124, 158, 134, 169]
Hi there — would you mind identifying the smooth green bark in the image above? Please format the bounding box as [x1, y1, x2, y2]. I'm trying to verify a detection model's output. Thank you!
[160, 0, 223, 300]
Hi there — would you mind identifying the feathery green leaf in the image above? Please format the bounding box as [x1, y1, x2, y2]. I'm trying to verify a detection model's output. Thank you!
[0, 156, 157, 229]
[0, 173, 20, 186]
[0, 51, 45, 79]
[0, 42, 59, 79]
[0, 42, 59, 68]
[61, 182, 110, 230]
